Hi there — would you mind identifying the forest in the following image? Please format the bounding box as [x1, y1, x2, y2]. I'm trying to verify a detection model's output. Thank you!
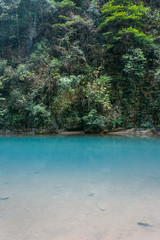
[0, 0, 160, 133]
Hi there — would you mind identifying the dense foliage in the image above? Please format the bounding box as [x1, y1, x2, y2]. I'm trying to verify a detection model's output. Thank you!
[0, 0, 160, 132]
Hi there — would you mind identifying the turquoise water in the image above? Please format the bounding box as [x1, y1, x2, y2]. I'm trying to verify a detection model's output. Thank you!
[0, 136, 160, 240]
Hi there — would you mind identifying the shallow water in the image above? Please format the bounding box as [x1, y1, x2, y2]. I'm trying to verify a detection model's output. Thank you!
[0, 136, 160, 240]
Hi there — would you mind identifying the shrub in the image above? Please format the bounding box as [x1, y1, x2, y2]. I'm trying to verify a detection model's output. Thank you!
[82, 109, 106, 132]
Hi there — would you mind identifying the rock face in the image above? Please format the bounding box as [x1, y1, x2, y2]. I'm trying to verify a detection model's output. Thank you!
[108, 128, 155, 136]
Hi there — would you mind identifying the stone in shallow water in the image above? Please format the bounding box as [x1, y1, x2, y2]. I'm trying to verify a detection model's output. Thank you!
[0, 197, 9, 200]
[102, 167, 111, 174]
[88, 192, 95, 197]
[137, 222, 153, 227]
[99, 207, 106, 211]
[4, 182, 9, 185]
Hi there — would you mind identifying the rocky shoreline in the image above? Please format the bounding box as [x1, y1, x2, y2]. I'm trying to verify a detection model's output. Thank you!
[107, 128, 160, 137]
[0, 128, 160, 137]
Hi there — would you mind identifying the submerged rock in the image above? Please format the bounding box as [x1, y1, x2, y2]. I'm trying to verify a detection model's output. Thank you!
[99, 207, 106, 211]
[4, 182, 9, 185]
[102, 167, 111, 174]
[88, 192, 95, 197]
[137, 222, 153, 227]
[0, 197, 9, 200]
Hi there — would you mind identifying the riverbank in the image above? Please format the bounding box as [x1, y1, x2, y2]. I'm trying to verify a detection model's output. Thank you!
[0, 128, 160, 137]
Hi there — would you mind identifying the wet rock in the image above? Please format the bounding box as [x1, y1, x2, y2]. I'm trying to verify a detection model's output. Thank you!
[137, 222, 153, 227]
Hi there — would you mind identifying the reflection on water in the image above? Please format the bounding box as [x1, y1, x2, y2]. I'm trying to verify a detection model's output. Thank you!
[0, 136, 160, 240]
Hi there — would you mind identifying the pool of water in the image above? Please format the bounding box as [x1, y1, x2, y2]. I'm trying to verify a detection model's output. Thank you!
[0, 136, 160, 240]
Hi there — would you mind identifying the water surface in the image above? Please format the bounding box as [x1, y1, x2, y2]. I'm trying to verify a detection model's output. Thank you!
[0, 136, 160, 240]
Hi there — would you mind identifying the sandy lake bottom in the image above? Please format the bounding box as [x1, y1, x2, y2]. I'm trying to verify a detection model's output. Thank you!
[0, 136, 160, 240]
